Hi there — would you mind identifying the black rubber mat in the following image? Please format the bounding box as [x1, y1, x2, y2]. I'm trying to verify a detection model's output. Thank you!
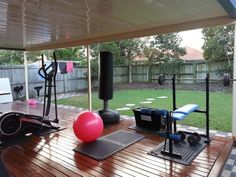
[129, 125, 160, 134]
[148, 138, 208, 165]
[74, 130, 145, 160]
[33, 126, 66, 136]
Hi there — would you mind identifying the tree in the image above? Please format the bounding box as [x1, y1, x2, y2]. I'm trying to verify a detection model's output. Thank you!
[116, 38, 145, 83]
[54, 47, 86, 64]
[116, 38, 145, 65]
[90, 42, 122, 64]
[149, 33, 186, 62]
[0, 50, 23, 65]
[144, 33, 186, 78]
[202, 25, 234, 71]
[90, 39, 145, 82]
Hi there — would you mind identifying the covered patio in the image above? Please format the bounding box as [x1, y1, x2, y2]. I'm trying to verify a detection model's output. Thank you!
[0, 0, 236, 176]
[0, 101, 232, 177]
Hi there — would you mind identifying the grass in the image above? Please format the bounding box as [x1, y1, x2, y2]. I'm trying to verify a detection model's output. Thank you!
[58, 89, 232, 132]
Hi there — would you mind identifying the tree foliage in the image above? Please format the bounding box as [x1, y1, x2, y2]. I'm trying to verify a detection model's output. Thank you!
[54, 47, 86, 63]
[0, 50, 23, 65]
[202, 25, 234, 66]
[90, 38, 144, 65]
[148, 33, 186, 62]
[143, 33, 186, 75]
[116, 38, 145, 64]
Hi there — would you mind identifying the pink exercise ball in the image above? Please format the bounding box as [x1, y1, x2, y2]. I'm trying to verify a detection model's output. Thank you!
[73, 111, 104, 142]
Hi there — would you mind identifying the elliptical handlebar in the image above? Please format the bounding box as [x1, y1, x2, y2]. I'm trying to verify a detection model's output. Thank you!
[38, 52, 58, 80]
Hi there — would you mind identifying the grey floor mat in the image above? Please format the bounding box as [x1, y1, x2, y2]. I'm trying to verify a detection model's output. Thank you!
[74, 130, 145, 160]
[148, 138, 208, 165]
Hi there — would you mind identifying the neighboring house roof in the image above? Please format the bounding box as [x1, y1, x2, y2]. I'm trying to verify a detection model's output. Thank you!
[181, 46, 204, 61]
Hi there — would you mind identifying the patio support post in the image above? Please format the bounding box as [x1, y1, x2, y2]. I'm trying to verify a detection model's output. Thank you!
[87, 45, 92, 110]
[233, 23, 236, 139]
[23, 51, 29, 100]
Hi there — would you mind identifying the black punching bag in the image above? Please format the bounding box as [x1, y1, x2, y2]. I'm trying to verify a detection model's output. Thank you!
[98, 51, 120, 124]
[99, 51, 113, 100]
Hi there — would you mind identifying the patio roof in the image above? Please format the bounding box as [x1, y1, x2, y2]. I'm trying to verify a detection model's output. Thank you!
[0, 0, 235, 51]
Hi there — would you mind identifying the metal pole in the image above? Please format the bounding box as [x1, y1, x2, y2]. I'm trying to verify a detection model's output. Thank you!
[87, 45, 92, 111]
[172, 75, 177, 132]
[206, 73, 210, 142]
[23, 51, 29, 100]
[232, 23, 236, 138]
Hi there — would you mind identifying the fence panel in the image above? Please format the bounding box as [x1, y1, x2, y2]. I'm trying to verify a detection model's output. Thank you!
[0, 59, 232, 99]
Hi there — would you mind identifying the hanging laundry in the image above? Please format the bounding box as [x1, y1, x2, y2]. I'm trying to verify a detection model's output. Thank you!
[59, 62, 67, 74]
[66, 61, 74, 73]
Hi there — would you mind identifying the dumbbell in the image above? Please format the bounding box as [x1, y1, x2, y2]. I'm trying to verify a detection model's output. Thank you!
[187, 132, 201, 146]
[170, 131, 186, 143]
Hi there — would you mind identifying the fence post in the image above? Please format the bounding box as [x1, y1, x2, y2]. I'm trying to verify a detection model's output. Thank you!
[193, 62, 197, 84]
[147, 64, 152, 83]
[23, 52, 29, 100]
[63, 74, 67, 93]
[129, 64, 133, 83]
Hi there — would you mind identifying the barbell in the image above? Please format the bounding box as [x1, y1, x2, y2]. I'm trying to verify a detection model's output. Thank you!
[157, 73, 235, 87]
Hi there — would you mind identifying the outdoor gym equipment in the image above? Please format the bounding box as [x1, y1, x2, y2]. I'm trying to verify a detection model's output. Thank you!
[172, 74, 211, 143]
[0, 52, 59, 142]
[187, 132, 201, 146]
[157, 72, 234, 87]
[157, 74, 211, 159]
[73, 111, 103, 142]
[13, 85, 24, 99]
[98, 51, 120, 124]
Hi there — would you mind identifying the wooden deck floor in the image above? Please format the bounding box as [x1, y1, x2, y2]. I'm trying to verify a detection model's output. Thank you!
[0, 101, 233, 177]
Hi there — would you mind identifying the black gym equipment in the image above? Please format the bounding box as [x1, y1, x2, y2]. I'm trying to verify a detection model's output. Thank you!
[148, 134, 207, 165]
[173, 131, 186, 143]
[0, 52, 60, 143]
[13, 85, 24, 100]
[187, 132, 201, 146]
[34, 86, 43, 98]
[98, 51, 120, 124]
[74, 130, 144, 161]
[157, 72, 234, 87]
[153, 74, 210, 161]
[172, 74, 211, 143]
[143, 74, 211, 165]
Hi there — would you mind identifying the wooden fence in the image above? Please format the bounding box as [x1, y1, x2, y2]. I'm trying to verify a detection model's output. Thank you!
[0, 59, 231, 99]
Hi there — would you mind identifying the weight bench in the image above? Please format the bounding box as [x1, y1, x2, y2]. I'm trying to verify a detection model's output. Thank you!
[172, 104, 199, 121]
[149, 74, 211, 164]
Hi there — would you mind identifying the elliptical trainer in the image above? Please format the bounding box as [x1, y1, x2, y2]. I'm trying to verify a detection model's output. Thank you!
[0, 52, 59, 141]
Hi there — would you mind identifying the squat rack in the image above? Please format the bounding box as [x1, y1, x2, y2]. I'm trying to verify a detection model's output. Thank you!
[172, 73, 211, 143]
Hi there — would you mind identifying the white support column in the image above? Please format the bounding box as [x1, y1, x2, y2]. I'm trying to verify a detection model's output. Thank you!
[23, 51, 29, 100]
[232, 23, 236, 139]
[87, 45, 92, 110]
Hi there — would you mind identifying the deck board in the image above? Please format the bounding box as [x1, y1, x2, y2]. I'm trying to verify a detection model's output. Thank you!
[0, 101, 233, 177]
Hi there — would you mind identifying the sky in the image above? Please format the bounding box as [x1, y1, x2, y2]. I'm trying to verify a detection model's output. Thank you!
[179, 29, 204, 51]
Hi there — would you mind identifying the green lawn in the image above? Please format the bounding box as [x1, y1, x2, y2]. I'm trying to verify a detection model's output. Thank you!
[58, 89, 232, 132]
